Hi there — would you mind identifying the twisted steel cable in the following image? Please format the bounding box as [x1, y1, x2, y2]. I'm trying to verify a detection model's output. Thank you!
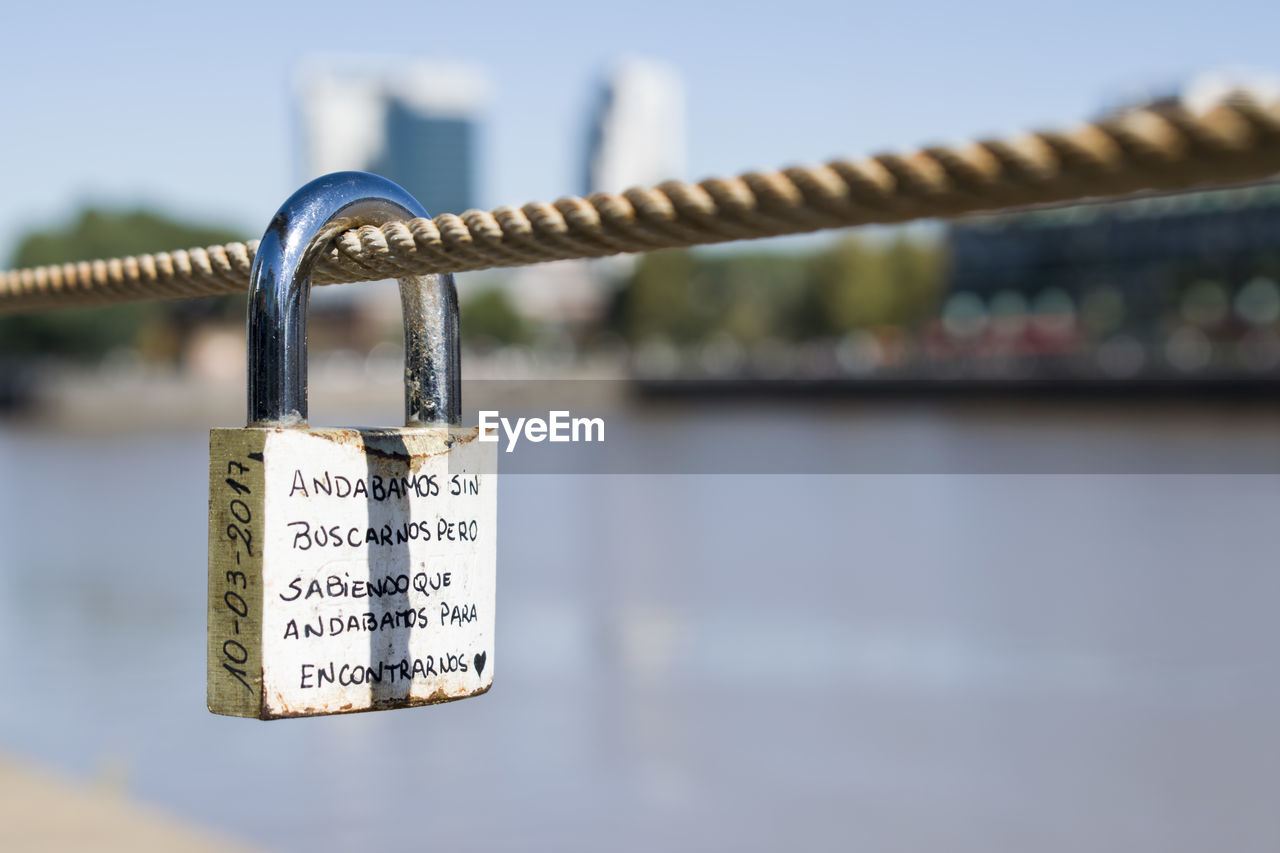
[3, 96, 1279, 315]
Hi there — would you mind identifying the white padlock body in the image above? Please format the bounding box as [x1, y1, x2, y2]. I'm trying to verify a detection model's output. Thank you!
[258, 426, 495, 717]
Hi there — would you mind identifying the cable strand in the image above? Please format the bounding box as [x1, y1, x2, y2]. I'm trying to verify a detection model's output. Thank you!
[3, 96, 1280, 314]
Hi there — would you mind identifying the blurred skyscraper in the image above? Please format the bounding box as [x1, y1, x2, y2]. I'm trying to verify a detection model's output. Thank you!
[505, 58, 688, 335]
[296, 59, 486, 217]
[584, 58, 686, 199]
[294, 59, 486, 320]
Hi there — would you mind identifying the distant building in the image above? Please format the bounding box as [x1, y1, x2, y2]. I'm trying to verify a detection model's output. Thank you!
[943, 182, 1280, 374]
[381, 101, 474, 217]
[296, 59, 485, 217]
[295, 59, 486, 321]
[584, 58, 686, 198]
[516, 57, 687, 335]
[936, 71, 1280, 377]
[501, 59, 688, 337]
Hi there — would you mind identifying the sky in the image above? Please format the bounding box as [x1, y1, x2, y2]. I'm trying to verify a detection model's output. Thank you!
[1, 0, 1278, 264]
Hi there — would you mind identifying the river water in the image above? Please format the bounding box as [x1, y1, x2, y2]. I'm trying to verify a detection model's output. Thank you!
[1, 397, 1279, 852]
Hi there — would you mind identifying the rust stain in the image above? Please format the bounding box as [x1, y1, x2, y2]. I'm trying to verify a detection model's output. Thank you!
[264, 682, 492, 720]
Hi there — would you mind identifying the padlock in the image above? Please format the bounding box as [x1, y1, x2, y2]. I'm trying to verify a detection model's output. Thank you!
[207, 172, 497, 719]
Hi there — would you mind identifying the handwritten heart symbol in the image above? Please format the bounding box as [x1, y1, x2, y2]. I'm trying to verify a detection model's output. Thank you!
[474, 651, 487, 678]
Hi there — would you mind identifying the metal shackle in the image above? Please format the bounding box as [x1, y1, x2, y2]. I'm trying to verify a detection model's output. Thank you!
[246, 171, 460, 427]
